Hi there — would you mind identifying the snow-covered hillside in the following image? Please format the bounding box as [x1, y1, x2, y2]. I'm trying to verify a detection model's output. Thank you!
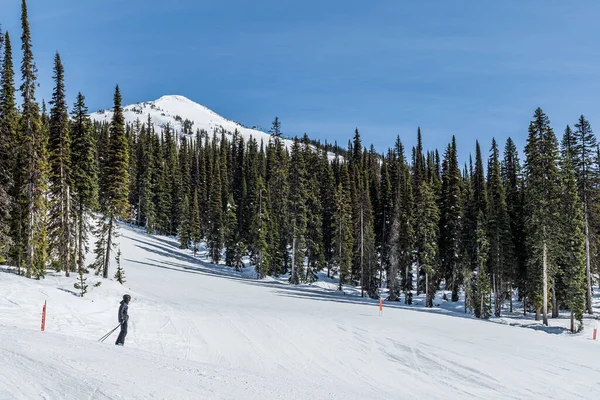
[2, 223, 600, 399]
[90, 95, 286, 147]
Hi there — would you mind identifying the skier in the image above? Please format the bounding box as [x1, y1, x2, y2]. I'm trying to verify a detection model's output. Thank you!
[115, 294, 131, 346]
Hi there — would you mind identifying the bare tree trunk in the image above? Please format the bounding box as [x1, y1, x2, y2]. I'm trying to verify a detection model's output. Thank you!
[551, 277, 558, 318]
[570, 310, 575, 333]
[584, 210, 593, 314]
[65, 184, 72, 277]
[360, 203, 364, 298]
[509, 285, 513, 313]
[416, 261, 420, 296]
[103, 216, 113, 279]
[338, 218, 343, 291]
[425, 271, 429, 307]
[542, 241, 548, 326]
[291, 236, 296, 284]
[493, 274, 498, 317]
[77, 203, 84, 272]
[26, 180, 34, 278]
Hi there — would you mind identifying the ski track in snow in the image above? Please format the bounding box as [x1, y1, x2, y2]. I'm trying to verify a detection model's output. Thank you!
[2, 223, 600, 399]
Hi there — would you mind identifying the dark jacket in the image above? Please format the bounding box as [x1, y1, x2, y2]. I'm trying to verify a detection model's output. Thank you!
[118, 300, 129, 324]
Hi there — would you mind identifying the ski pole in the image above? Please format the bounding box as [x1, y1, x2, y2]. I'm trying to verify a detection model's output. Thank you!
[98, 323, 122, 343]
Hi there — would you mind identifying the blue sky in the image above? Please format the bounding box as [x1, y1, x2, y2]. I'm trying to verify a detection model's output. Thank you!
[2, 0, 600, 163]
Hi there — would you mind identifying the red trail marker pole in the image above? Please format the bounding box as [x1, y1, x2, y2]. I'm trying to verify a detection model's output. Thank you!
[379, 298, 383, 317]
[41, 301, 46, 332]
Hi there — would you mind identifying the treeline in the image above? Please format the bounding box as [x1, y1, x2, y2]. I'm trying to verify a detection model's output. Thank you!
[1, 1, 599, 331]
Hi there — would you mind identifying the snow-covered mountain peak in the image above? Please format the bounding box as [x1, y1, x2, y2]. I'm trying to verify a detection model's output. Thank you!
[89, 94, 337, 160]
[90, 94, 277, 146]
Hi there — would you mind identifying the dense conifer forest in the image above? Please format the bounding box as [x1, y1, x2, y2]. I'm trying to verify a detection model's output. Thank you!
[2, 0, 599, 331]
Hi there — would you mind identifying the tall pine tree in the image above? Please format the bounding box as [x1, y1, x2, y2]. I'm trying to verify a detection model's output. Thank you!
[48, 52, 74, 276]
[70, 93, 98, 273]
[98, 86, 130, 279]
[524, 108, 561, 325]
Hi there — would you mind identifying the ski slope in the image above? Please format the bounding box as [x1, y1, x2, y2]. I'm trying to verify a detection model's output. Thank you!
[2, 223, 600, 399]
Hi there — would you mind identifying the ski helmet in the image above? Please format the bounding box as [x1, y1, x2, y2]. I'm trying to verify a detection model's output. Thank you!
[123, 294, 131, 302]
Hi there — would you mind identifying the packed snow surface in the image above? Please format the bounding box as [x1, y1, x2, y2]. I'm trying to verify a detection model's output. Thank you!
[2, 223, 600, 399]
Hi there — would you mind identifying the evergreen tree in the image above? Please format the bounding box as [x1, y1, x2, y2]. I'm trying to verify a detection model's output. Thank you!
[20, 0, 49, 278]
[252, 177, 270, 279]
[472, 211, 492, 318]
[190, 191, 201, 256]
[378, 158, 393, 289]
[305, 173, 324, 283]
[266, 127, 289, 276]
[415, 181, 439, 307]
[288, 138, 307, 284]
[502, 138, 526, 310]
[486, 138, 513, 317]
[114, 248, 125, 284]
[333, 163, 353, 290]
[573, 115, 598, 314]
[97, 86, 130, 279]
[136, 117, 156, 232]
[207, 144, 223, 263]
[392, 139, 414, 304]
[224, 194, 244, 271]
[0, 31, 16, 262]
[319, 150, 336, 277]
[386, 194, 402, 301]
[70, 93, 98, 272]
[178, 194, 191, 249]
[48, 52, 74, 276]
[439, 137, 462, 301]
[74, 266, 88, 297]
[524, 108, 561, 325]
[559, 155, 586, 332]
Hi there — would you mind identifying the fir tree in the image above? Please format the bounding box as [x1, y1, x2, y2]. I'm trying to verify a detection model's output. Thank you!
[190, 191, 201, 256]
[98, 86, 130, 279]
[224, 194, 244, 271]
[48, 52, 74, 276]
[114, 248, 125, 284]
[207, 144, 223, 263]
[439, 137, 462, 301]
[70, 93, 98, 272]
[378, 158, 393, 289]
[319, 150, 336, 278]
[573, 115, 598, 315]
[266, 126, 289, 276]
[524, 108, 561, 325]
[178, 194, 191, 249]
[333, 163, 353, 290]
[252, 177, 270, 279]
[288, 138, 307, 284]
[502, 138, 526, 311]
[487, 138, 514, 317]
[20, 0, 49, 278]
[74, 266, 88, 297]
[559, 155, 586, 332]
[0, 31, 16, 262]
[472, 211, 492, 318]
[386, 194, 402, 301]
[305, 173, 324, 283]
[393, 139, 414, 304]
[415, 181, 439, 307]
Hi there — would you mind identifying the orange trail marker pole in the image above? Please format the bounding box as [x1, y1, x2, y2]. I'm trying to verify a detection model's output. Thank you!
[41, 301, 47, 332]
[379, 298, 383, 316]
[593, 324, 598, 341]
